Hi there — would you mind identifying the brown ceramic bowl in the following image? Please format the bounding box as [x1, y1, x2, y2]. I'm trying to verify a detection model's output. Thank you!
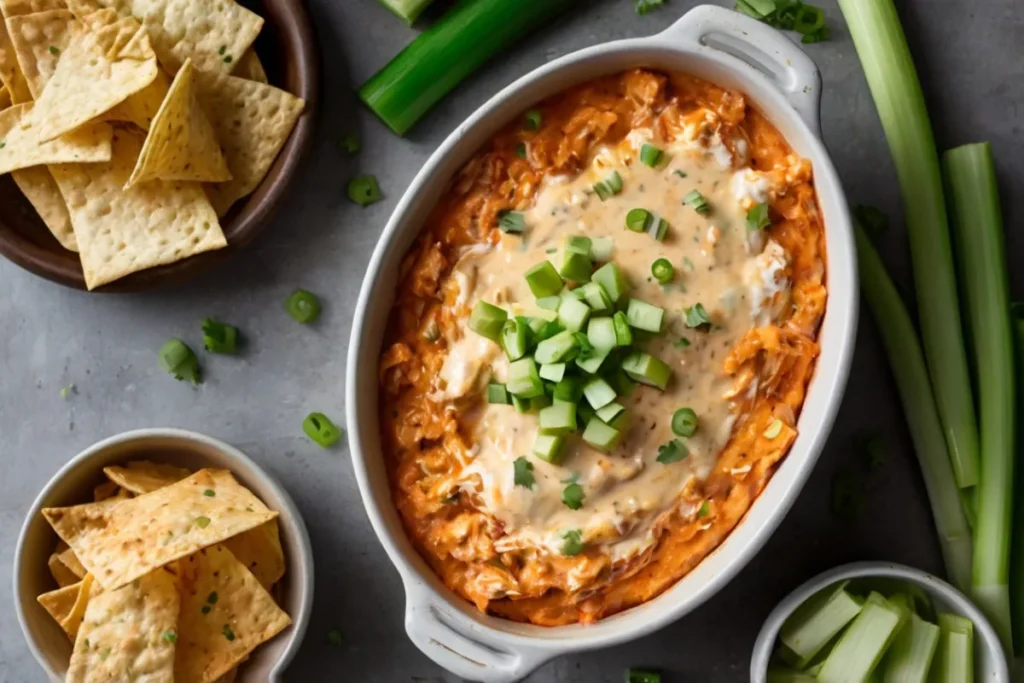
[0, 0, 318, 292]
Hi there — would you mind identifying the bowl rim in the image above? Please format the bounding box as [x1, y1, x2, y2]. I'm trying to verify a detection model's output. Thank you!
[749, 561, 1012, 682]
[0, 0, 319, 293]
[346, 2, 857, 677]
[12, 427, 314, 682]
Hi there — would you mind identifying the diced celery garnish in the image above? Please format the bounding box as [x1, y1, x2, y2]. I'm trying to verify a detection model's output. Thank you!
[575, 350, 607, 375]
[595, 402, 624, 424]
[525, 261, 564, 298]
[537, 295, 562, 310]
[931, 614, 973, 683]
[553, 377, 583, 403]
[587, 317, 617, 351]
[533, 433, 566, 463]
[578, 401, 596, 425]
[626, 298, 665, 333]
[535, 330, 579, 364]
[512, 394, 529, 413]
[565, 235, 592, 256]
[579, 282, 613, 312]
[487, 383, 510, 405]
[500, 319, 530, 361]
[559, 250, 593, 282]
[539, 402, 577, 436]
[881, 613, 940, 683]
[592, 262, 629, 302]
[780, 580, 864, 665]
[621, 351, 672, 390]
[766, 668, 817, 683]
[529, 394, 552, 412]
[591, 236, 614, 261]
[506, 358, 544, 398]
[817, 592, 907, 683]
[583, 377, 616, 410]
[557, 294, 591, 332]
[613, 310, 633, 346]
[582, 418, 621, 451]
[468, 301, 507, 341]
[539, 362, 566, 382]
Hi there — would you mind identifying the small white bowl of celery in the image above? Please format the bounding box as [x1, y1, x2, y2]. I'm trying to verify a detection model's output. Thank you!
[751, 562, 1009, 683]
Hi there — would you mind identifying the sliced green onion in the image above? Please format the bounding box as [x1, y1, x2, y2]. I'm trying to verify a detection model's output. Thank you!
[780, 581, 864, 666]
[593, 171, 622, 201]
[201, 318, 238, 354]
[285, 289, 322, 324]
[746, 202, 771, 231]
[303, 412, 343, 447]
[651, 258, 673, 284]
[539, 363, 565, 383]
[626, 299, 664, 333]
[633, 0, 664, 15]
[592, 262, 629, 302]
[574, 349, 607, 375]
[536, 295, 561, 311]
[684, 303, 711, 330]
[683, 189, 710, 215]
[487, 383, 510, 404]
[159, 339, 201, 385]
[524, 261, 563, 298]
[524, 109, 542, 130]
[468, 301, 507, 341]
[671, 408, 697, 437]
[817, 592, 907, 683]
[881, 612, 940, 683]
[944, 143, 1014, 646]
[656, 439, 687, 464]
[794, 5, 826, 34]
[347, 175, 382, 206]
[839, 0, 979, 489]
[498, 210, 525, 233]
[648, 216, 669, 241]
[639, 144, 663, 167]
[622, 351, 671, 390]
[626, 208, 652, 232]
[626, 669, 661, 683]
[559, 250, 593, 283]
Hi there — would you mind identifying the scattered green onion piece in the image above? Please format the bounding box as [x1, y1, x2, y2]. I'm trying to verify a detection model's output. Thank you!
[498, 210, 525, 233]
[159, 339, 201, 385]
[592, 262, 629, 302]
[593, 171, 622, 201]
[506, 357, 544, 398]
[347, 175, 382, 206]
[557, 295, 591, 333]
[524, 261, 563, 298]
[684, 302, 711, 330]
[626, 669, 661, 683]
[327, 628, 343, 647]
[201, 318, 238, 354]
[697, 501, 710, 518]
[764, 419, 784, 439]
[559, 250, 593, 282]
[487, 383, 510, 405]
[582, 418, 621, 452]
[560, 529, 585, 556]
[622, 351, 671, 390]
[511, 394, 529, 414]
[794, 5, 826, 34]
[539, 402, 577, 436]
[639, 144, 663, 167]
[468, 301, 507, 341]
[375, 0, 434, 24]
[746, 202, 772, 231]
[651, 258, 674, 284]
[656, 439, 687, 464]
[303, 412, 343, 447]
[648, 217, 669, 241]
[524, 109, 542, 130]
[625, 208, 652, 232]
[671, 408, 698, 437]
[533, 433, 565, 464]
[285, 289, 322, 324]
[561, 482, 584, 510]
[626, 299, 664, 333]
[683, 189, 710, 215]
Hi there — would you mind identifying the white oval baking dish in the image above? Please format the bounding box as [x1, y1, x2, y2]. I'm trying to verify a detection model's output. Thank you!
[346, 5, 858, 682]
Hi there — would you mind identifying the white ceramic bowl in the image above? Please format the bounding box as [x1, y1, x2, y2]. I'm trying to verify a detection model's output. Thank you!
[346, 5, 858, 682]
[13, 428, 314, 683]
[751, 562, 1011, 682]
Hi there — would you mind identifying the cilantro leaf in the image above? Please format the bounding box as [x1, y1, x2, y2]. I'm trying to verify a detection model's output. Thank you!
[684, 303, 712, 330]
[656, 439, 689, 464]
[513, 456, 535, 489]
[561, 529, 585, 556]
[562, 482, 585, 510]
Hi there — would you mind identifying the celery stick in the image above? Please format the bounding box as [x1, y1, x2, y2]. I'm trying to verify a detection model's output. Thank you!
[766, 668, 816, 683]
[944, 142, 1015, 648]
[931, 614, 974, 683]
[780, 580, 864, 665]
[880, 613, 939, 683]
[855, 225, 973, 593]
[838, 0, 979, 489]
[817, 592, 907, 683]
[1012, 306, 1024, 654]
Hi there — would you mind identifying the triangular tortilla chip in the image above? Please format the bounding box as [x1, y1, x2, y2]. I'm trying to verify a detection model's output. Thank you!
[0, 85, 10, 109]
[103, 460, 191, 494]
[5, 9, 76, 98]
[37, 581, 80, 629]
[173, 545, 291, 683]
[11, 166, 76, 249]
[0, 102, 112, 174]
[0, 0, 68, 16]
[60, 572, 95, 641]
[58, 545, 87, 578]
[66, 569, 178, 683]
[26, 17, 157, 141]
[104, 68, 168, 131]
[195, 69, 304, 216]
[127, 58, 229, 187]
[48, 551, 80, 587]
[49, 127, 226, 289]
[0, 12, 32, 103]
[232, 48, 266, 84]
[42, 467, 276, 589]
[222, 519, 285, 590]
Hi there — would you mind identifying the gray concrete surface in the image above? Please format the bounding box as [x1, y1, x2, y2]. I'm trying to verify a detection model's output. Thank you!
[1, 0, 1021, 681]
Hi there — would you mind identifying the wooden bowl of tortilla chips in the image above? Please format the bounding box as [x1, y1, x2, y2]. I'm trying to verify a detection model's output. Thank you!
[0, 0, 316, 291]
[14, 428, 314, 682]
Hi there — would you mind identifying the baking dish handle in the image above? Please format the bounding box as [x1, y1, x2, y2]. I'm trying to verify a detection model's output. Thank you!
[404, 581, 551, 683]
[657, 4, 823, 137]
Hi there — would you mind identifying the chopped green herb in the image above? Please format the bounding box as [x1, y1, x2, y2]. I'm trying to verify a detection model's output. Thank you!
[671, 408, 698, 437]
[683, 189, 710, 215]
[48, 45, 59, 55]
[561, 529, 585, 556]
[201, 318, 238, 354]
[341, 134, 360, 155]
[201, 605, 212, 615]
[223, 55, 233, 63]
[195, 516, 211, 528]
[327, 629, 343, 647]
[513, 456, 535, 489]
[562, 482, 585, 510]
[673, 170, 687, 179]
[498, 210, 525, 233]
[697, 501, 710, 518]
[218, 45, 227, 55]
[626, 208, 652, 232]
[746, 202, 771, 231]
[639, 143, 663, 167]
[593, 171, 623, 200]
[162, 629, 177, 643]
[634, 0, 665, 15]
[285, 289, 321, 324]
[303, 412, 343, 447]
[158, 339, 201, 385]
[738, 0, 830, 43]
[684, 303, 712, 330]
[222, 624, 236, 641]
[524, 110, 542, 130]
[656, 439, 688, 464]
[515, 142, 527, 158]
[203, 489, 215, 497]
[0, 141, 6, 149]
[347, 174, 382, 206]
[207, 591, 219, 604]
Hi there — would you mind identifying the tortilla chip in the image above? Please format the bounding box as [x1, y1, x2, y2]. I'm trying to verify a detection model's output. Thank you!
[11, 166, 76, 249]
[92, 480, 118, 501]
[5, 9, 76, 98]
[103, 460, 191, 494]
[232, 48, 266, 84]
[37, 581, 80, 628]
[94, 0, 261, 74]
[43, 468, 277, 590]
[58, 545, 87, 578]
[196, 69, 304, 216]
[104, 67, 167, 131]
[61, 572, 95, 640]
[0, 103, 112, 174]
[26, 17, 157, 142]
[0, 0, 68, 15]
[222, 519, 285, 590]
[127, 58, 229, 187]
[214, 667, 239, 683]
[48, 551, 80, 587]
[174, 545, 291, 682]
[66, 569, 177, 683]
[49, 127, 226, 289]
[0, 85, 9, 109]
[0, 12, 32, 103]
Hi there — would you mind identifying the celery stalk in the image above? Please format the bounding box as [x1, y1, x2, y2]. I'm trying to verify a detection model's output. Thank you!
[1012, 307, 1024, 655]
[780, 580, 864, 665]
[817, 592, 907, 683]
[881, 613, 940, 683]
[360, 0, 576, 135]
[376, 0, 434, 24]
[932, 614, 974, 683]
[766, 668, 816, 683]
[944, 143, 1015, 648]
[838, 0, 980, 490]
[855, 225, 973, 592]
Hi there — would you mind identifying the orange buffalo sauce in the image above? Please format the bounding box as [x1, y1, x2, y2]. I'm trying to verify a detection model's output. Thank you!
[378, 69, 826, 626]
